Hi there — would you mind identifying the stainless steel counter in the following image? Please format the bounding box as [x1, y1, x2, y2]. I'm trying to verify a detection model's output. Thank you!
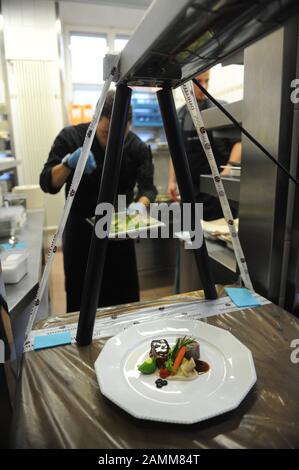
[4, 209, 44, 316]
[178, 237, 237, 293]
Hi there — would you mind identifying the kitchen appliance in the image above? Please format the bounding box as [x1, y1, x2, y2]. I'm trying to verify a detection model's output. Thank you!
[0, 206, 26, 238]
[3, 192, 27, 208]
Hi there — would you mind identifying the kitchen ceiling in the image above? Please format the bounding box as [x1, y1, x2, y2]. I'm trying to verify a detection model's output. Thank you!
[59, 0, 153, 9]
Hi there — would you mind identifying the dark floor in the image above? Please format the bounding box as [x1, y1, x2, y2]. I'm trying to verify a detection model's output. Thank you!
[48, 249, 174, 315]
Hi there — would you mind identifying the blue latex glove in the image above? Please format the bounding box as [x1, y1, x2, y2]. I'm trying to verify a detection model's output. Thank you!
[63, 147, 96, 174]
[127, 202, 147, 215]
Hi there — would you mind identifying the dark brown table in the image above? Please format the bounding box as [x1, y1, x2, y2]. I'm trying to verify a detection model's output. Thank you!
[12, 290, 299, 449]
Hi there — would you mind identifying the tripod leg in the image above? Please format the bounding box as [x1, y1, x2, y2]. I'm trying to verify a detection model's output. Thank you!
[76, 84, 132, 346]
[157, 87, 217, 300]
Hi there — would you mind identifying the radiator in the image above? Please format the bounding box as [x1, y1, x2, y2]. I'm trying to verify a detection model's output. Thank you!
[6, 59, 65, 227]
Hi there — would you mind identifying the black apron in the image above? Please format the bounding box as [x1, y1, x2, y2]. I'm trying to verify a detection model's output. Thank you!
[63, 214, 139, 313]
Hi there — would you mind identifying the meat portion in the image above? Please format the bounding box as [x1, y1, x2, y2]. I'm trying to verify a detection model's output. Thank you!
[185, 341, 200, 361]
[150, 339, 170, 368]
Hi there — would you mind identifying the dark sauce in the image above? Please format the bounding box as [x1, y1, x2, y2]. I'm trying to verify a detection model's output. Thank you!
[155, 378, 168, 389]
[195, 360, 210, 374]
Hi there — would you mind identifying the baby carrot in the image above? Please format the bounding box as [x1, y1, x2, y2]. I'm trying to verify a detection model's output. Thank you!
[173, 345, 187, 371]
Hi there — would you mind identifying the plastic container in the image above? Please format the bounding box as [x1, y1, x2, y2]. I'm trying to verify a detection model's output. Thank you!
[1, 250, 28, 284]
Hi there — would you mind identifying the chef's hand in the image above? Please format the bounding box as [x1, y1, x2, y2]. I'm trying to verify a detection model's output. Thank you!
[62, 147, 96, 174]
[220, 163, 233, 177]
[168, 181, 178, 201]
[127, 202, 147, 215]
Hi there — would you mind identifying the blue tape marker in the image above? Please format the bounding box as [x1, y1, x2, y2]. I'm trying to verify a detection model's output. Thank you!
[34, 332, 72, 350]
[225, 287, 261, 308]
[0, 242, 27, 251]
[0, 243, 13, 251]
[15, 242, 27, 249]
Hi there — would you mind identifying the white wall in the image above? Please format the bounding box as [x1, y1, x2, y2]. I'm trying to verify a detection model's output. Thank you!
[59, 1, 147, 30]
[59, 0, 147, 102]
[209, 64, 244, 103]
[1, 0, 148, 231]
[174, 64, 244, 109]
[3, 0, 58, 60]
[0, 39, 5, 104]
[2, 0, 65, 230]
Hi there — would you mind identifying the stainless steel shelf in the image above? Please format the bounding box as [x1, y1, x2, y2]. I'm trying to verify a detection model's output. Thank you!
[0, 157, 17, 172]
[201, 100, 242, 129]
[200, 174, 240, 202]
[175, 231, 237, 273]
[206, 239, 236, 273]
[178, 235, 237, 293]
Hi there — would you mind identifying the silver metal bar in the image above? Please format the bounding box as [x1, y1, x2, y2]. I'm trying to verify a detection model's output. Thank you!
[118, 0, 299, 86]
[119, 0, 191, 84]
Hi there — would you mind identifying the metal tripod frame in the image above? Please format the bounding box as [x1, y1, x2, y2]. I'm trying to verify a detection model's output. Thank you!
[76, 84, 132, 345]
[76, 83, 216, 346]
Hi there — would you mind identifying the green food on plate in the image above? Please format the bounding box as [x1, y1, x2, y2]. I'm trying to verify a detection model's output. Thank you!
[138, 357, 157, 374]
[110, 213, 149, 234]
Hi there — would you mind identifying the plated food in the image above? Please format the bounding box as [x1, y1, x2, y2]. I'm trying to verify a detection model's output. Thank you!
[86, 211, 164, 239]
[138, 336, 210, 387]
[95, 319, 257, 424]
[110, 213, 150, 234]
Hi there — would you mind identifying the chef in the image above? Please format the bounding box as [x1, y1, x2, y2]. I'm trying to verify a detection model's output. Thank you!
[167, 70, 241, 220]
[40, 90, 157, 312]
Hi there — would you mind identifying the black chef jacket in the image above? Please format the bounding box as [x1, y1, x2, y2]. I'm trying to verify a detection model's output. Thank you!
[40, 123, 158, 312]
[178, 99, 240, 220]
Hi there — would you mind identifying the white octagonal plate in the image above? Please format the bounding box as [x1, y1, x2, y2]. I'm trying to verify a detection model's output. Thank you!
[94, 319, 256, 424]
